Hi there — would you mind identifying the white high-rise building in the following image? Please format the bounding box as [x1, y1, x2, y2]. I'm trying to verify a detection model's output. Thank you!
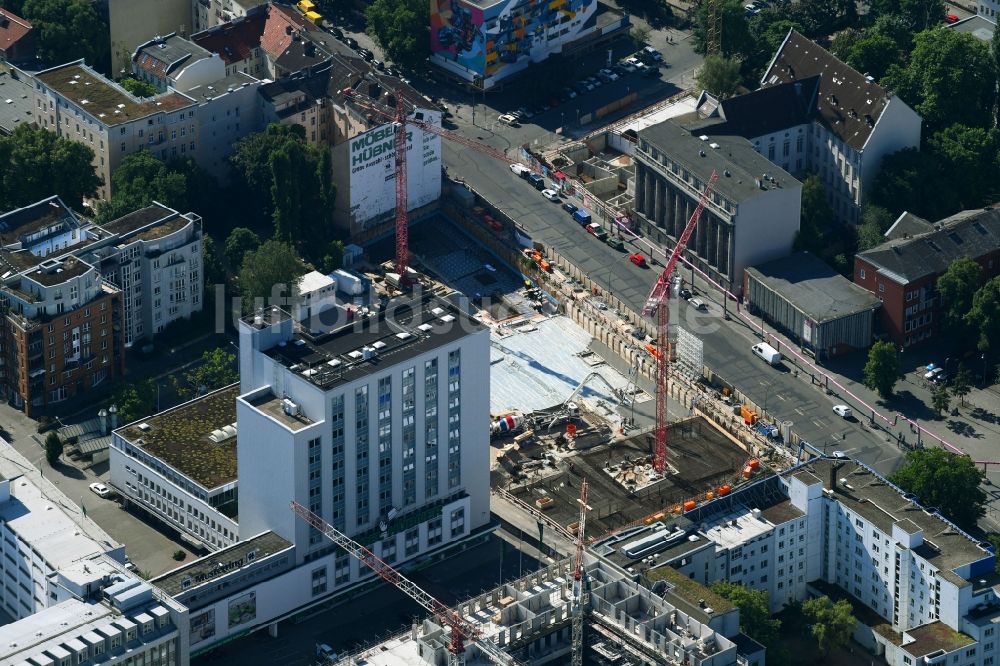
[236, 291, 491, 569]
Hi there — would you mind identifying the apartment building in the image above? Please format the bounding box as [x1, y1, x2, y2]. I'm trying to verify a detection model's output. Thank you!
[236, 291, 491, 566]
[132, 33, 224, 93]
[111, 385, 240, 552]
[33, 60, 198, 200]
[622, 456, 999, 666]
[758, 29, 922, 224]
[107, 0, 190, 75]
[631, 118, 802, 294]
[854, 207, 1000, 348]
[980, 0, 999, 20]
[83, 203, 204, 344]
[192, 0, 265, 34]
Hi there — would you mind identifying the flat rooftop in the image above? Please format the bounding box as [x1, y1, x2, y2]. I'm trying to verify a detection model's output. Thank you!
[115, 385, 240, 490]
[794, 459, 991, 575]
[35, 62, 194, 126]
[25, 256, 94, 285]
[645, 564, 735, 621]
[250, 291, 485, 391]
[903, 621, 975, 657]
[151, 531, 292, 597]
[99, 203, 178, 237]
[512, 416, 751, 536]
[746, 251, 882, 323]
[244, 390, 315, 431]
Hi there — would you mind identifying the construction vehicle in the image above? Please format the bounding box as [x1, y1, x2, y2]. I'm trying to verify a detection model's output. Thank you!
[291, 502, 523, 666]
[641, 171, 719, 473]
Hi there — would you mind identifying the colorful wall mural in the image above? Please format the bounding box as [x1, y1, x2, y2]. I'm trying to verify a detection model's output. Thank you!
[430, 0, 597, 83]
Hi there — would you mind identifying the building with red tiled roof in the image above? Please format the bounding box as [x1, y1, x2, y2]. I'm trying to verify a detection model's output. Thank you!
[0, 8, 36, 65]
[192, 9, 268, 77]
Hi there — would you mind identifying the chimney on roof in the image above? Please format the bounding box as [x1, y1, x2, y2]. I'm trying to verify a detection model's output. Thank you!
[286, 25, 293, 35]
[829, 461, 844, 490]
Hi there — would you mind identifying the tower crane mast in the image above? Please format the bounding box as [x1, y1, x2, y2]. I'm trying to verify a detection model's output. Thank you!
[290, 501, 522, 666]
[641, 171, 719, 473]
[571, 479, 591, 666]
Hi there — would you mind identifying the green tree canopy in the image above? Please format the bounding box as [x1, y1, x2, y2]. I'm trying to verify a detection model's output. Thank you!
[697, 55, 742, 99]
[870, 147, 955, 219]
[93, 152, 220, 224]
[802, 596, 855, 655]
[0, 124, 101, 210]
[869, 0, 945, 32]
[928, 124, 1000, 210]
[693, 0, 754, 59]
[44, 432, 62, 466]
[174, 348, 238, 399]
[22, 0, 109, 71]
[863, 340, 900, 399]
[889, 447, 986, 528]
[710, 581, 780, 647]
[845, 32, 902, 81]
[883, 29, 997, 131]
[855, 205, 894, 251]
[937, 257, 983, 350]
[931, 384, 951, 418]
[201, 233, 226, 288]
[795, 176, 834, 254]
[365, 0, 429, 69]
[119, 78, 158, 98]
[238, 240, 307, 314]
[225, 227, 261, 270]
[967, 276, 1000, 354]
[112, 379, 157, 424]
[951, 364, 973, 406]
[789, 0, 856, 37]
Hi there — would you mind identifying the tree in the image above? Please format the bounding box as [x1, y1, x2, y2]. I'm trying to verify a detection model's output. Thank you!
[829, 28, 862, 61]
[928, 125, 1000, 211]
[882, 29, 997, 131]
[44, 432, 62, 466]
[789, 0, 856, 37]
[238, 240, 307, 313]
[119, 78, 158, 98]
[869, 0, 945, 32]
[802, 596, 855, 655]
[931, 385, 951, 418]
[855, 205, 894, 251]
[174, 348, 238, 399]
[0, 125, 101, 210]
[845, 32, 902, 81]
[365, 0, 429, 69]
[870, 147, 954, 219]
[94, 151, 187, 223]
[890, 447, 987, 528]
[710, 581, 780, 647]
[697, 55, 742, 99]
[937, 257, 983, 350]
[201, 233, 226, 287]
[968, 276, 1000, 354]
[112, 379, 157, 425]
[863, 340, 900, 399]
[795, 176, 834, 254]
[231, 124, 307, 225]
[21, 0, 109, 71]
[225, 228, 261, 270]
[951, 365, 973, 407]
[630, 25, 651, 49]
[318, 240, 345, 275]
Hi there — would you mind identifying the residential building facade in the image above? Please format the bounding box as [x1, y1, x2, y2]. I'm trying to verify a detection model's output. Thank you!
[132, 33, 224, 93]
[0, 7, 36, 66]
[33, 60, 198, 200]
[107, 0, 191, 75]
[854, 207, 1000, 348]
[980, 0, 999, 20]
[759, 30, 922, 224]
[632, 119, 802, 294]
[192, 0, 265, 34]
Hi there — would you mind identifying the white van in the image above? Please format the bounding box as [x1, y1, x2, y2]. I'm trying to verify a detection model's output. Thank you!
[752, 342, 782, 366]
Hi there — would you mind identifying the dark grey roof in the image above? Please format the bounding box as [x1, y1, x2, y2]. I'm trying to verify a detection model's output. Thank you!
[948, 15, 996, 42]
[746, 251, 882, 324]
[182, 72, 259, 103]
[884, 212, 934, 241]
[638, 119, 799, 203]
[133, 33, 213, 78]
[857, 207, 1000, 284]
[761, 29, 895, 151]
[0, 67, 35, 135]
[680, 77, 820, 139]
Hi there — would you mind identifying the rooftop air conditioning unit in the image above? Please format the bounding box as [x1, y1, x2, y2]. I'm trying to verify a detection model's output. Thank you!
[282, 399, 300, 416]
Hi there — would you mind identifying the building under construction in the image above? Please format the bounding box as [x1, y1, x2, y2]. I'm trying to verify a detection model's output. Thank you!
[332, 552, 758, 665]
[496, 415, 764, 539]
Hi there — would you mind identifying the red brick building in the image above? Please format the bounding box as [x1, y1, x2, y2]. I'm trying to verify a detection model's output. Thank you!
[0, 8, 35, 65]
[854, 208, 1000, 349]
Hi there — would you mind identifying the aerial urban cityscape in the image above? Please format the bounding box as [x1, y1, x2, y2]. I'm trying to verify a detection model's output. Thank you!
[0, 0, 999, 664]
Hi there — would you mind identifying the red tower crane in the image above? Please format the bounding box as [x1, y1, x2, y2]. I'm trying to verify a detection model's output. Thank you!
[571, 478, 590, 666]
[641, 171, 719, 473]
[340, 87, 532, 284]
[290, 501, 523, 666]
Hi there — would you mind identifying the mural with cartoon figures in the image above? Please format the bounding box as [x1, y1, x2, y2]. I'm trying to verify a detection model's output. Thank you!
[431, 0, 597, 83]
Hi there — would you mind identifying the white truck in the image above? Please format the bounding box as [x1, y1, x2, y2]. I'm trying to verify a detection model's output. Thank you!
[751, 342, 782, 366]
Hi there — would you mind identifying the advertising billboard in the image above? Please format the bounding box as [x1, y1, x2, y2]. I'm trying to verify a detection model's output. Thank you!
[348, 109, 442, 228]
[431, 0, 597, 84]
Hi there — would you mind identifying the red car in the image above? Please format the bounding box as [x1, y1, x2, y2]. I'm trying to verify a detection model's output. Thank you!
[945, 13, 959, 23]
[629, 253, 647, 267]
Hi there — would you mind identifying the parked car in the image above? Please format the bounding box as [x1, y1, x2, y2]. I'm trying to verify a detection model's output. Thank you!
[631, 328, 646, 340]
[561, 202, 579, 214]
[641, 46, 663, 62]
[832, 405, 853, 419]
[689, 297, 707, 311]
[561, 87, 577, 99]
[628, 253, 647, 267]
[679, 287, 692, 300]
[600, 68, 619, 81]
[586, 222, 608, 240]
[924, 366, 944, 381]
[498, 113, 519, 126]
[618, 60, 637, 72]
[526, 173, 545, 190]
[541, 188, 560, 201]
[89, 482, 112, 498]
[510, 163, 530, 176]
[330, 27, 344, 39]
[945, 12, 959, 23]
[606, 237, 625, 251]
